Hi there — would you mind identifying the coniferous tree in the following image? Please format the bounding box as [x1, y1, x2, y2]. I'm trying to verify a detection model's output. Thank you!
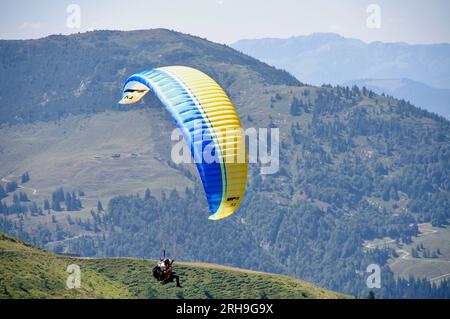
[55, 222, 64, 240]
[21, 172, 30, 184]
[6, 181, 18, 193]
[44, 199, 50, 210]
[52, 187, 65, 203]
[65, 192, 72, 210]
[13, 193, 20, 205]
[0, 185, 7, 199]
[290, 97, 303, 116]
[144, 188, 152, 200]
[97, 200, 104, 212]
[19, 192, 29, 202]
[51, 199, 62, 212]
[367, 291, 375, 299]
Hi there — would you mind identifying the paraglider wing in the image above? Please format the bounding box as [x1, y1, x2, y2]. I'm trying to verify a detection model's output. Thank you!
[119, 66, 247, 220]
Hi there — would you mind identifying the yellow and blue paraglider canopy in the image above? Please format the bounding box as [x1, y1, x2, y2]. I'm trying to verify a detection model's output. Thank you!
[119, 66, 247, 220]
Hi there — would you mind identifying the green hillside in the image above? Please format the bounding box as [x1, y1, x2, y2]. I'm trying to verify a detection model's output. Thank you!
[0, 233, 346, 299]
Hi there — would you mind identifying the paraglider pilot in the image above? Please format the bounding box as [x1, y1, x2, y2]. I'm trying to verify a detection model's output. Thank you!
[153, 255, 182, 288]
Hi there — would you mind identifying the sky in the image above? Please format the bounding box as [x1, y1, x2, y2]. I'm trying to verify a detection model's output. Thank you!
[1, 0, 449, 44]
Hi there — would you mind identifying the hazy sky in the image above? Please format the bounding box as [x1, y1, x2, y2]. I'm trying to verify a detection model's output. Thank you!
[1, 0, 449, 44]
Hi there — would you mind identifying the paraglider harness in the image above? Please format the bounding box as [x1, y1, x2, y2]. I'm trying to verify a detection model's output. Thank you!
[152, 250, 182, 287]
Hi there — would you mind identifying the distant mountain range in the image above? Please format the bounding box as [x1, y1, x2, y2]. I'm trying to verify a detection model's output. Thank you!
[231, 33, 450, 89]
[343, 78, 450, 119]
[231, 33, 450, 118]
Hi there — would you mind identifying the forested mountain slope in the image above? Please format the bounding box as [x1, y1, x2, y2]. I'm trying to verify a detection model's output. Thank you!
[0, 29, 299, 124]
